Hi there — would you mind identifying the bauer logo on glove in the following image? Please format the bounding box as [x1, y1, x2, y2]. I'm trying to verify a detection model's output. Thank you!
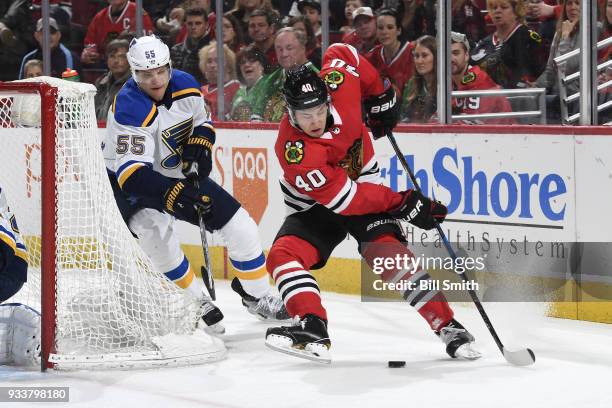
[389, 190, 447, 230]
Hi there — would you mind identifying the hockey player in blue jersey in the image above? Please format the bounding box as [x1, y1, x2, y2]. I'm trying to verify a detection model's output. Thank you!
[103, 35, 288, 331]
[0, 186, 41, 366]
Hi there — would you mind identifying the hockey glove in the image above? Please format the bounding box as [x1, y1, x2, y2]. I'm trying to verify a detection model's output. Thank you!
[182, 135, 213, 180]
[364, 80, 400, 140]
[389, 190, 447, 230]
[164, 180, 212, 225]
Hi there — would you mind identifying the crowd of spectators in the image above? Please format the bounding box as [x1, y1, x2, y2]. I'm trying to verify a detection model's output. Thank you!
[0, 0, 610, 124]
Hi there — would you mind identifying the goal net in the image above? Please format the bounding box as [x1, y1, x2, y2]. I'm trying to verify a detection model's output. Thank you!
[0, 77, 225, 370]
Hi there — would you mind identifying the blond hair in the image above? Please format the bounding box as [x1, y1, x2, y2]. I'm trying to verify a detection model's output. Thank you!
[198, 43, 237, 81]
[486, 0, 526, 24]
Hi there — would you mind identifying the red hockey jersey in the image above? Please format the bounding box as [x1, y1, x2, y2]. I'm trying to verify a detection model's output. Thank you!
[275, 43, 404, 216]
[365, 41, 414, 97]
[83, 2, 154, 57]
[453, 65, 515, 125]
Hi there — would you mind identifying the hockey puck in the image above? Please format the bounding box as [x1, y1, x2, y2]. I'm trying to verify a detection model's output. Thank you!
[387, 360, 406, 368]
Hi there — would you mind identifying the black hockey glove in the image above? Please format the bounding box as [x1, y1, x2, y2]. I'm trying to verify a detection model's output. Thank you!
[164, 180, 213, 225]
[389, 190, 447, 230]
[364, 80, 400, 140]
[182, 136, 213, 180]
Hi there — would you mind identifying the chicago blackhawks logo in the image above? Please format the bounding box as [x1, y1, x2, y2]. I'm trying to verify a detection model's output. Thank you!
[324, 70, 344, 90]
[462, 71, 476, 85]
[284, 140, 304, 164]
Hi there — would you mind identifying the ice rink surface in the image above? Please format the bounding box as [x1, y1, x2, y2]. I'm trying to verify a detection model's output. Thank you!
[1, 281, 611, 408]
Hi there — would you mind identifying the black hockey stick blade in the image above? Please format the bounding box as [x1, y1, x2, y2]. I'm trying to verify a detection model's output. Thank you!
[200, 265, 216, 300]
[503, 347, 536, 366]
[198, 214, 216, 301]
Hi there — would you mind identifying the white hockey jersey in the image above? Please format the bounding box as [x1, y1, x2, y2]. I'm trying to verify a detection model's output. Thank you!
[0, 186, 27, 280]
[103, 70, 213, 191]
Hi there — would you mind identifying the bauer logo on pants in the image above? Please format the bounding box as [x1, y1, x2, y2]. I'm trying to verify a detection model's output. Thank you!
[232, 148, 268, 224]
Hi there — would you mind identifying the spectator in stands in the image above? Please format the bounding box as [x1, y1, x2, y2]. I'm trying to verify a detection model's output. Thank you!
[81, 0, 154, 67]
[23, 59, 43, 79]
[526, 1, 561, 65]
[396, 0, 429, 42]
[248, 8, 278, 70]
[452, 0, 487, 47]
[0, 1, 35, 81]
[288, 15, 321, 69]
[450, 31, 514, 124]
[599, 0, 612, 64]
[340, 0, 364, 34]
[223, 14, 246, 53]
[173, 0, 215, 45]
[342, 6, 379, 55]
[171, 7, 212, 85]
[526, 0, 560, 21]
[231, 44, 270, 121]
[470, 0, 545, 89]
[261, 27, 318, 122]
[154, 1, 187, 46]
[533, 0, 581, 122]
[366, 8, 414, 96]
[19, 18, 81, 79]
[199, 43, 241, 120]
[297, 0, 322, 43]
[94, 39, 131, 121]
[228, 0, 276, 44]
[400, 35, 437, 123]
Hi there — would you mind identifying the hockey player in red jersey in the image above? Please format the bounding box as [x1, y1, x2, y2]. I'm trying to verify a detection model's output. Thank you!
[265, 43, 481, 363]
[450, 31, 515, 125]
[81, 0, 154, 65]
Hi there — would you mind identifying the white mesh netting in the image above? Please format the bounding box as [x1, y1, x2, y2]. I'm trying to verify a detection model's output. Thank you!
[0, 77, 225, 369]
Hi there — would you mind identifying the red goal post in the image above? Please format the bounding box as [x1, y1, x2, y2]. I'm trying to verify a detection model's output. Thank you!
[0, 77, 225, 370]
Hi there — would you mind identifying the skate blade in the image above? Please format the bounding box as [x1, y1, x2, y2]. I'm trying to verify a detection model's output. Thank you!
[265, 335, 331, 364]
[454, 343, 482, 360]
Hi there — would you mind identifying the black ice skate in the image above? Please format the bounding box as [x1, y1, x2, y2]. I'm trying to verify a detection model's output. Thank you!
[436, 319, 481, 360]
[265, 314, 331, 364]
[231, 277, 290, 321]
[200, 297, 225, 335]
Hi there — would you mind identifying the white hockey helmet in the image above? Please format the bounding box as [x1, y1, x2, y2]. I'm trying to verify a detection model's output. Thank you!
[127, 35, 172, 82]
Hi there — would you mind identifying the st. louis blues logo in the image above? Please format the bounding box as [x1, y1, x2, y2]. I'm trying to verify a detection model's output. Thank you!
[161, 117, 193, 169]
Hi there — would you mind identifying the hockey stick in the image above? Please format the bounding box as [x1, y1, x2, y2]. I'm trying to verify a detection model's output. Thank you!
[185, 164, 216, 301]
[385, 129, 535, 366]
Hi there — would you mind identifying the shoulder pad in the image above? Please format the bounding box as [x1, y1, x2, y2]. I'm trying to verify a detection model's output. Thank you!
[462, 71, 477, 85]
[170, 70, 203, 100]
[113, 79, 158, 127]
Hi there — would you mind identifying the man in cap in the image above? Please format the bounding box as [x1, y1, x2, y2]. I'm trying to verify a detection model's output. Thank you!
[450, 31, 514, 124]
[18, 17, 81, 79]
[341, 6, 378, 55]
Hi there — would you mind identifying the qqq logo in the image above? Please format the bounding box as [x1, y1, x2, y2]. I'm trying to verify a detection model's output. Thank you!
[232, 148, 268, 224]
